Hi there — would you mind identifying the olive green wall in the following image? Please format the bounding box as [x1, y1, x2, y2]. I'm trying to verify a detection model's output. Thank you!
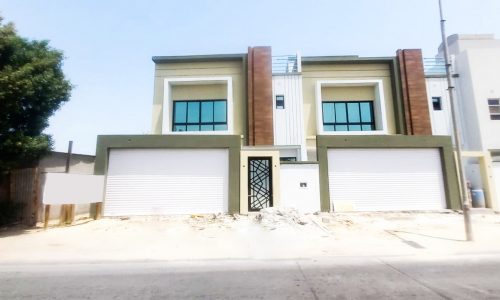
[94, 135, 241, 214]
[316, 135, 460, 212]
[151, 61, 247, 137]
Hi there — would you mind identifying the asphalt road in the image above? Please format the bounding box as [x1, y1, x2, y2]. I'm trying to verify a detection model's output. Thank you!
[1, 255, 500, 299]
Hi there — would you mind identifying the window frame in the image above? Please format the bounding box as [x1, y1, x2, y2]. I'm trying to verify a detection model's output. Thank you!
[315, 80, 389, 135]
[280, 157, 297, 162]
[488, 98, 500, 120]
[321, 100, 376, 132]
[162, 77, 233, 135]
[276, 95, 285, 109]
[172, 99, 228, 132]
[432, 96, 442, 111]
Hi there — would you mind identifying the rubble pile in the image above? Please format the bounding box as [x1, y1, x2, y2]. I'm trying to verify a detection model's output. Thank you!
[255, 207, 309, 229]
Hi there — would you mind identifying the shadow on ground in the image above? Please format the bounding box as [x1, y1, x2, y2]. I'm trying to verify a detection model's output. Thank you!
[386, 229, 465, 244]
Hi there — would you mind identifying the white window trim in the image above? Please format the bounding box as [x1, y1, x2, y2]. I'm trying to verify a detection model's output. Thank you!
[162, 77, 233, 135]
[315, 79, 388, 135]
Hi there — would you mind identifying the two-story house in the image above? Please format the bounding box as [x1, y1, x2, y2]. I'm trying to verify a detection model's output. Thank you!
[92, 47, 460, 217]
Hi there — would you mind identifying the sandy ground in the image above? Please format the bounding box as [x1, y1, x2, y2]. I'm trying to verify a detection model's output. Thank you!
[1, 209, 499, 263]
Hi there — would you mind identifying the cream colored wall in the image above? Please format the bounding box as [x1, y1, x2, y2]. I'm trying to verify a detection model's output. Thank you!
[321, 86, 375, 101]
[152, 61, 246, 136]
[302, 63, 396, 160]
[240, 150, 280, 215]
[171, 84, 227, 100]
[462, 151, 499, 211]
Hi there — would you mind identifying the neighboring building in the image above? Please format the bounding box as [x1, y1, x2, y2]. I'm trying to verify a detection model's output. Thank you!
[93, 47, 461, 216]
[5, 151, 95, 225]
[424, 34, 500, 210]
[426, 34, 500, 151]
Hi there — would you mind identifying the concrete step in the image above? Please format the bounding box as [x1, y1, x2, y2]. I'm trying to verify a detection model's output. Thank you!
[469, 207, 497, 215]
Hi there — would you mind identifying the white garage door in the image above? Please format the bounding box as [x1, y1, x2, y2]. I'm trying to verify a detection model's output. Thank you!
[328, 148, 446, 211]
[104, 149, 228, 216]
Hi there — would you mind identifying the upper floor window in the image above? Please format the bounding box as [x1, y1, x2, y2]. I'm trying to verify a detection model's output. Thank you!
[322, 101, 375, 131]
[432, 96, 442, 111]
[276, 95, 285, 109]
[173, 100, 227, 132]
[488, 98, 500, 120]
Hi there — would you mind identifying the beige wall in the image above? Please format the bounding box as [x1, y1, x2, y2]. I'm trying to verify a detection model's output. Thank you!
[152, 61, 246, 138]
[171, 84, 227, 101]
[321, 86, 375, 101]
[39, 152, 95, 174]
[302, 63, 397, 160]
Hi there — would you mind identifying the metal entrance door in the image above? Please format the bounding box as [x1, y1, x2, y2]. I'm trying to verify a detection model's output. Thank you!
[248, 157, 273, 211]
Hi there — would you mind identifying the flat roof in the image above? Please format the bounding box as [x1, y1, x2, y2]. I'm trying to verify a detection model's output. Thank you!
[152, 54, 246, 64]
[301, 56, 395, 64]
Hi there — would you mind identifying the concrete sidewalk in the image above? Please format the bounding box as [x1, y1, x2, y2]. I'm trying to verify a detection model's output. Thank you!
[0, 210, 499, 263]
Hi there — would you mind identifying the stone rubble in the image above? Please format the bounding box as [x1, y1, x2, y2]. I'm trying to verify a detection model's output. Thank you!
[255, 207, 310, 229]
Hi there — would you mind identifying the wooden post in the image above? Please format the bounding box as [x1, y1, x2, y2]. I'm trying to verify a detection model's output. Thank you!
[68, 204, 75, 224]
[44, 205, 51, 229]
[94, 202, 102, 220]
[65, 141, 75, 225]
[59, 204, 67, 225]
[32, 168, 40, 226]
[65, 141, 73, 173]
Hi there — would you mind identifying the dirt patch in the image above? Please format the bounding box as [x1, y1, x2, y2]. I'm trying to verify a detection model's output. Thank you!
[0, 210, 500, 263]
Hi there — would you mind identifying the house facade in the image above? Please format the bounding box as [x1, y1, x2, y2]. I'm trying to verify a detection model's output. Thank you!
[425, 34, 500, 210]
[93, 46, 461, 216]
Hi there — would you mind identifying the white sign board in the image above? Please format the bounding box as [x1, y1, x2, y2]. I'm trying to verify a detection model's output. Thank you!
[42, 173, 104, 205]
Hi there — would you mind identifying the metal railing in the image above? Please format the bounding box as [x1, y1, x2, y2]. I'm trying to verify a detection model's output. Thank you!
[272, 55, 300, 74]
[423, 57, 446, 76]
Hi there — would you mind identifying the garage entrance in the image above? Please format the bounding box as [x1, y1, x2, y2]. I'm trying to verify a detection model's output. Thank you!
[328, 148, 447, 211]
[104, 148, 228, 216]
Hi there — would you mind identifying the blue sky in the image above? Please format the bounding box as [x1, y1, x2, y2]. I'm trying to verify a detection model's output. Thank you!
[1, 0, 499, 155]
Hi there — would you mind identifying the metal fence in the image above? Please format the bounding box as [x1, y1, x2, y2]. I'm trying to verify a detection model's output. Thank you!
[423, 57, 446, 76]
[272, 55, 300, 74]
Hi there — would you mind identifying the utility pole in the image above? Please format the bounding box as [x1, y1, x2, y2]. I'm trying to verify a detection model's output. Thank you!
[438, 0, 473, 241]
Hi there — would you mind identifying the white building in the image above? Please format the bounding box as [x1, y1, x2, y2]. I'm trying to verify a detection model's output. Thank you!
[425, 34, 500, 209]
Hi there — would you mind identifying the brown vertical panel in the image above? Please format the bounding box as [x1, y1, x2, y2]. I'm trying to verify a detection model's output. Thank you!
[32, 168, 39, 226]
[9, 168, 38, 226]
[397, 49, 432, 135]
[247, 46, 274, 145]
[397, 50, 413, 134]
[247, 47, 254, 146]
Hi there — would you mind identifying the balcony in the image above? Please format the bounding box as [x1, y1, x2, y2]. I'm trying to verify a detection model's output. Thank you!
[423, 57, 446, 76]
[272, 54, 301, 74]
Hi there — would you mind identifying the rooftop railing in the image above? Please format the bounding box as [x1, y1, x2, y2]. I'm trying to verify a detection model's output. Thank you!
[272, 54, 301, 74]
[423, 57, 446, 76]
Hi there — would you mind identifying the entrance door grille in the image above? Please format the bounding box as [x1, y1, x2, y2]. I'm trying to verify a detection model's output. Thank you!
[248, 157, 273, 211]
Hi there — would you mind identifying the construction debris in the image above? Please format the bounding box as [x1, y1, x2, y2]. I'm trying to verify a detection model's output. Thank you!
[255, 207, 309, 229]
